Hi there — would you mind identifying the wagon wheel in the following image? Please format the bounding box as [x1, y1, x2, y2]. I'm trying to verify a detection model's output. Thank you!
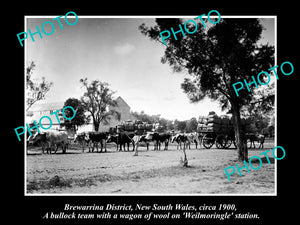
[202, 133, 215, 149]
[232, 140, 237, 148]
[223, 139, 232, 149]
[222, 135, 232, 149]
[247, 139, 253, 149]
[215, 135, 224, 149]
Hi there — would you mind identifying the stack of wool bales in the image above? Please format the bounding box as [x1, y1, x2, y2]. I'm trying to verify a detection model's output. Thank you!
[117, 120, 153, 132]
[120, 120, 136, 131]
[197, 111, 222, 132]
[197, 116, 208, 132]
[206, 113, 222, 132]
[197, 112, 251, 133]
[153, 122, 165, 132]
[137, 122, 153, 131]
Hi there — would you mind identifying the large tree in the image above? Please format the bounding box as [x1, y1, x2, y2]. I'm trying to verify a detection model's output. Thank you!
[185, 117, 198, 133]
[241, 82, 275, 134]
[80, 78, 120, 131]
[139, 18, 274, 161]
[61, 98, 90, 131]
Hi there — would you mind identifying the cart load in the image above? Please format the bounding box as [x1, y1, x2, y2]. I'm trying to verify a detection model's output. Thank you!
[115, 120, 153, 132]
[153, 122, 166, 132]
[197, 112, 252, 133]
[197, 112, 254, 149]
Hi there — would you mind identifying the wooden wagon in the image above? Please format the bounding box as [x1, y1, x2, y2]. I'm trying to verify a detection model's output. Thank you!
[197, 113, 251, 149]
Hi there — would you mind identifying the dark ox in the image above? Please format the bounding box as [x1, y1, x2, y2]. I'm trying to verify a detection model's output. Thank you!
[87, 132, 108, 152]
[107, 132, 134, 151]
[145, 132, 171, 150]
[32, 130, 68, 154]
[246, 133, 265, 149]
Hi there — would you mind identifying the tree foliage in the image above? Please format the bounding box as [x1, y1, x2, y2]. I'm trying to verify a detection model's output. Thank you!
[61, 98, 90, 131]
[185, 117, 198, 132]
[139, 18, 274, 161]
[174, 119, 186, 132]
[80, 78, 120, 131]
[26, 62, 53, 111]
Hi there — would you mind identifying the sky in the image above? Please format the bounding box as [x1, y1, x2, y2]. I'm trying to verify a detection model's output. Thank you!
[26, 16, 275, 121]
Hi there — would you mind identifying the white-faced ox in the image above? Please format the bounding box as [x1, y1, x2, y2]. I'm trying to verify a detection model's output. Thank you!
[127, 131, 153, 156]
[171, 133, 201, 149]
[31, 130, 68, 154]
[131, 131, 166, 156]
[73, 132, 89, 152]
[171, 133, 188, 150]
[145, 132, 171, 150]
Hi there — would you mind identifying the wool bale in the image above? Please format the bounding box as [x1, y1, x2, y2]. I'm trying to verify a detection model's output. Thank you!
[135, 120, 143, 125]
[206, 123, 221, 132]
[197, 123, 207, 132]
[207, 115, 221, 124]
[145, 124, 153, 131]
[137, 124, 145, 130]
[198, 116, 207, 124]
[124, 124, 132, 131]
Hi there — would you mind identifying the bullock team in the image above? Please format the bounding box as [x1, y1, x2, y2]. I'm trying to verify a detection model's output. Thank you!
[27, 128, 266, 154]
[74, 131, 202, 153]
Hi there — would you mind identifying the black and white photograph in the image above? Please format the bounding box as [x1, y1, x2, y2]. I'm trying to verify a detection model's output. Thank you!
[24, 15, 277, 195]
[10, 5, 298, 224]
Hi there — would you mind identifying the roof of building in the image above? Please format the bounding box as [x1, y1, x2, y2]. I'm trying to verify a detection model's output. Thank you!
[29, 101, 64, 112]
[116, 96, 130, 109]
[26, 111, 65, 125]
[28, 96, 130, 112]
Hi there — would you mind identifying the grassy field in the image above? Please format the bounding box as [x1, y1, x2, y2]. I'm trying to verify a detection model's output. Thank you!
[26, 139, 275, 195]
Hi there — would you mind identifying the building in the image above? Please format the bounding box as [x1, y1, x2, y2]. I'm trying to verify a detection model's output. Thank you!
[27, 96, 135, 133]
[26, 101, 66, 130]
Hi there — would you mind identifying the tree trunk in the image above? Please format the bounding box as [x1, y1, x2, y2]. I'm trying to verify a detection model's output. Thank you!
[181, 143, 188, 167]
[231, 102, 248, 162]
[94, 122, 100, 132]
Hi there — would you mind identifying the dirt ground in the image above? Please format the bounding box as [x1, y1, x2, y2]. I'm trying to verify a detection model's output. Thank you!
[26, 139, 275, 195]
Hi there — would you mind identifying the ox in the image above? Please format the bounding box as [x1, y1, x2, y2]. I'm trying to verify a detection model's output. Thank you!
[247, 133, 265, 149]
[107, 132, 134, 151]
[74, 132, 89, 152]
[171, 133, 188, 150]
[184, 132, 200, 149]
[87, 132, 108, 152]
[145, 132, 171, 150]
[32, 130, 68, 154]
[138, 134, 151, 150]
[130, 130, 153, 155]
[171, 133, 189, 167]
